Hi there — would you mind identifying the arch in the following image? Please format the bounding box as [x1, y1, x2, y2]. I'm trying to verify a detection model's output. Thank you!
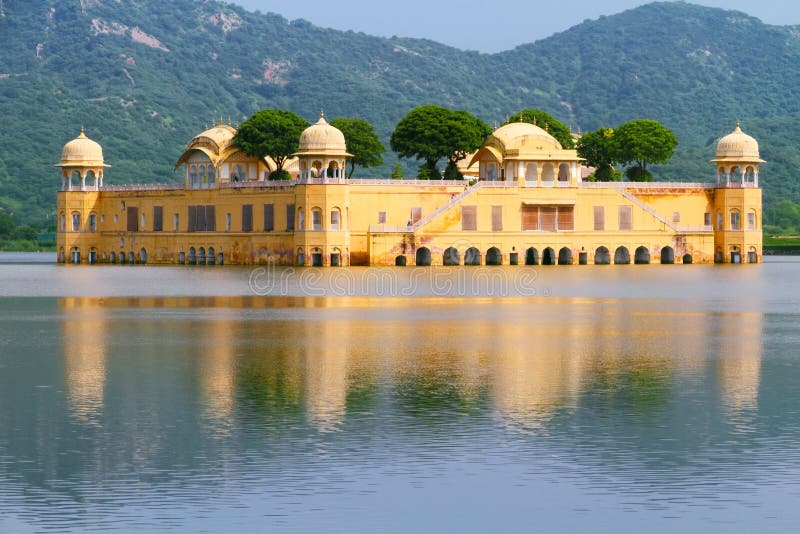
[85, 170, 96, 189]
[542, 247, 556, 265]
[109, 251, 116, 264]
[330, 207, 342, 230]
[71, 211, 81, 232]
[139, 248, 148, 264]
[189, 164, 198, 187]
[69, 170, 81, 190]
[443, 247, 460, 266]
[525, 163, 538, 182]
[594, 246, 611, 265]
[119, 251, 127, 264]
[207, 165, 216, 184]
[715, 246, 724, 264]
[634, 246, 650, 264]
[71, 248, 81, 264]
[297, 207, 305, 230]
[60, 212, 66, 232]
[682, 253, 693, 264]
[541, 163, 555, 183]
[297, 247, 305, 266]
[525, 247, 539, 265]
[127, 251, 135, 264]
[88, 212, 97, 232]
[660, 246, 675, 264]
[311, 207, 323, 230]
[198, 247, 207, 265]
[330, 247, 341, 267]
[311, 160, 323, 178]
[486, 247, 502, 266]
[557, 163, 570, 182]
[747, 209, 757, 231]
[464, 247, 481, 266]
[729, 208, 741, 230]
[558, 247, 573, 265]
[178, 251, 185, 265]
[614, 246, 630, 264]
[747, 246, 758, 264]
[415, 247, 432, 266]
[217, 252, 224, 265]
[730, 166, 741, 183]
[207, 247, 216, 265]
[395, 255, 407, 266]
[58, 247, 65, 263]
[311, 247, 323, 267]
[188, 247, 197, 265]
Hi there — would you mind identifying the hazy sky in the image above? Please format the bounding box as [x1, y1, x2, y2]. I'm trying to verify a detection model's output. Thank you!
[228, 0, 795, 52]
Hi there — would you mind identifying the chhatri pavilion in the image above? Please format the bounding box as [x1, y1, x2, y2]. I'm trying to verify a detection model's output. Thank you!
[56, 115, 762, 266]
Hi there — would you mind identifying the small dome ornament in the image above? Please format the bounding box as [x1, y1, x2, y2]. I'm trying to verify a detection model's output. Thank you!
[713, 122, 765, 163]
[58, 128, 109, 168]
[296, 114, 350, 154]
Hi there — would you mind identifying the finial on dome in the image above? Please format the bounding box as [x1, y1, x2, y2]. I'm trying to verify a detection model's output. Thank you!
[228, 117, 232, 126]
[320, 109, 325, 119]
[493, 120, 498, 131]
[518, 115, 523, 123]
[545, 123, 549, 132]
[532, 116, 537, 126]
[79, 127, 86, 138]
[211, 118, 216, 128]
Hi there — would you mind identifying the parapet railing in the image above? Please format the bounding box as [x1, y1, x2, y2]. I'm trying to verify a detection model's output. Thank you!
[101, 184, 184, 191]
[580, 181, 714, 189]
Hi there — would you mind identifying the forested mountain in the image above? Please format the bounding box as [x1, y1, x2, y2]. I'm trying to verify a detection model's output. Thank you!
[1, 0, 799, 226]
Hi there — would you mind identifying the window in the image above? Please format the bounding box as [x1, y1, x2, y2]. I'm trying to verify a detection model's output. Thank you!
[242, 204, 253, 232]
[593, 206, 605, 231]
[672, 212, 681, 223]
[618, 206, 632, 231]
[153, 206, 163, 232]
[704, 212, 712, 227]
[286, 204, 295, 231]
[121, 201, 126, 211]
[730, 210, 741, 231]
[378, 211, 387, 224]
[173, 213, 179, 231]
[88, 213, 97, 232]
[556, 207, 574, 231]
[264, 204, 274, 232]
[717, 212, 723, 231]
[540, 207, 557, 231]
[461, 205, 477, 231]
[311, 209, 322, 231]
[330, 209, 341, 231]
[492, 205, 503, 232]
[60, 213, 66, 232]
[141, 213, 146, 229]
[226, 213, 231, 231]
[747, 211, 756, 231]
[187, 205, 216, 232]
[114, 214, 118, 224]
[71, 212, 81, 232]
[127, 206, 139, 232]
[521, 206, 539, 231]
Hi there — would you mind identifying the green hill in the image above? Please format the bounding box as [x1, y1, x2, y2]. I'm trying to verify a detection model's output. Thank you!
[1, 0, 799, 228]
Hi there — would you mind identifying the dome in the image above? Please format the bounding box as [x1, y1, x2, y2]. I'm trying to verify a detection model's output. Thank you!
[491, 121, 563, 152]
[59, 128, 108, 167]
[191, 124, 236, 150]
[715, 122, 763, 162]
[297, 114, 348, 153]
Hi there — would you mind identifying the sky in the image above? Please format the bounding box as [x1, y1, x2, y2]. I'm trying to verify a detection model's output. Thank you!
[228, 0, 796, 52]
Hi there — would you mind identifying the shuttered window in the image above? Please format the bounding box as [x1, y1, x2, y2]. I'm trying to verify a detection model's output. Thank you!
[593, 206, 605, 231]
[263, 204, 274, 232]
[461, 205, 477, 231]
[492, 205, 503, 231]
[618, 206, 632, 230]
[540, 207, 557, 231]
[187, 205, 216, 232]
[378, 211, 387, 224]
[521, 206, 539, 231]
[153, 206, 164, 232]
[127, 206, 139, 232]
[557, 207, 574, 231]
[286, 204, 295, 231]
[242, 204, 253, 232]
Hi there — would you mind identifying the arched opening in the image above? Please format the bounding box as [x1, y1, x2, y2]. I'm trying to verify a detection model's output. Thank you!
[85, 170, 96, 189]
[127, 251, 135, 264]
[730, 209, 741, 231]
[525, 247, 539, 265]
[109, 251, 116, 264]
[71, 212, 81, 232]
[311, 208, 323, 231]
[486, 247, 502, 266]
[557, 163, 570, 183]
[748, 247, 758, 264]
[71, 248, 80, 264]
[207, 247, 216, 265]
[525, 163, 538, 182]
[328, 161, 339, 178]
[464, 247, 481, 266]
[330, 207, 342, 231]
[60, 212, 66, 232]
[395, 255, 407, 266]
[730, 166, 741, 184]
[715, 247, 723, 264]
[198, 247, 207, 265]
[297, 208, 305, 231]
[207, 165, 216, 185]
[311, 247, 323, 267]
[443, 247, 460, 266]
[745, 166, 756, 184]
[139, 248, 148, 264]
[541, 163, 555, 184]
[331, 248, 341, 267]
[87, 248, 97, 264]
[415, 247, 431, 266]
[594, 246, 611, 265]
[614, 246, 630, 264]
[730, 246, 741, 264]
[189, 164, 198, 188]
[297, 247, 305, 266]
[218, 252, 224, 265]
[635, 246, 650, 264]
[542, 247, 556, 265]
[178, 251, 185, 265]
[188, 247, 197, 265]
[660, 246, 674, 264]
[311, 160, 323, 178]
[682, 253, 693, 264]
[558, 247, 573, 265]
[119, 251, 127, 264]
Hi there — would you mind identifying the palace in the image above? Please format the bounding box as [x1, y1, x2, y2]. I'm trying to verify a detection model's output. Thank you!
[56, 115, 762, 266]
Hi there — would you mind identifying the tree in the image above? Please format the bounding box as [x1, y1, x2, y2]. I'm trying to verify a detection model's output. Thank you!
[612, 119, 678, 182]
[390, 163, 404, 179]
[329, 118, 385, 178]
[233, 109, 309, 179]
[508, 109, 575, 149]
[390, 105, 490, 180]
[0, 210, 13, 238]
[576, 127, 618, 181]
[765, 199, 800, 232]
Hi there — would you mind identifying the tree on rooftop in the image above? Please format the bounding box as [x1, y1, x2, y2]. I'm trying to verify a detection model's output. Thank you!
[233, 109, 309, 179]
[612, 119, 678, 182]
[390, 105, 490, 180]
[508, 109, 575, 149]
[577, 127, 618, 181]
[329, 118, 385, 178]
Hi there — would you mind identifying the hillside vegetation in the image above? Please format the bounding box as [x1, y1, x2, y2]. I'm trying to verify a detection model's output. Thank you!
[2, 0, 800, 229]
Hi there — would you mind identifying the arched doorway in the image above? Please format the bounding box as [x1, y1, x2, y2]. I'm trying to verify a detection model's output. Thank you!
[178, 251, 185, 265]
[614, 246, 630, 264]
[188, 247, 197, 265]
[395, 255, 407, 266]
[443, 247, 460, 266]
[660, 246, 675, 264]
[682, 253, 693, 264]
[558, 247, 572, 265]
[311, 248, 323, 267]
[486, 247, 502, 266]
[525, 247, 539, 265]
[594, 246, 611, 265]
[634, 246, 650, 264]
[748, 247, 758, 264]
[109, 251, 116, 264]
[207, 247, 216, 265]
[127, 251, 135, 264]
[139, 248, 147, 264]
[119, 251, 127, 264]
[464, 247, 481, 266]
[330, 248, 341, 267]
[71, 248, 81, 264]
[542, 247, 556, 265]
[415, 247, 431, 266]
[88, 248, 98, 265]
[198, 247, 206, 265]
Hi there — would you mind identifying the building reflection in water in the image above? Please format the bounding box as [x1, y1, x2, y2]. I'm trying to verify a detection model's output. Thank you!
[717, 312, 763, 418]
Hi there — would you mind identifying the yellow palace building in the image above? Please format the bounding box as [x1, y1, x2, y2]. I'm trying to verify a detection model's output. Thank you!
[56, 115, 762, 266]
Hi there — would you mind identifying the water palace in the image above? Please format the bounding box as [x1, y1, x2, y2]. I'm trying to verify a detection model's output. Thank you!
[56, 115, 762, 266]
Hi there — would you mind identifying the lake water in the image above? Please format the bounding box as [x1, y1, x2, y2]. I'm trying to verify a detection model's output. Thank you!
[1, 253, 800, 533]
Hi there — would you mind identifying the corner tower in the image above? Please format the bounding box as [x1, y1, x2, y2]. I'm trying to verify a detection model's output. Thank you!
[712, 122, 763, 263]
